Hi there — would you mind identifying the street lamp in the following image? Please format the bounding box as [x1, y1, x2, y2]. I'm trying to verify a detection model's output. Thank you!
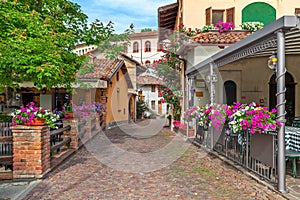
[268, 52, 278, 70]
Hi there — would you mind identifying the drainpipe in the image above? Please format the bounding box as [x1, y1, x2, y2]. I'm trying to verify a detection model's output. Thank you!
[185, 77, 190, 138]
[276, 29, 287, 193]
[209, 63, 215, 104]
[209, 63, 216, 149]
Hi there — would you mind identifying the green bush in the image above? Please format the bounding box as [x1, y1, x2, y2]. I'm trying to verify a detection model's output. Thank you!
[240, 22, 264, 32]
[0, 114, 12, 122]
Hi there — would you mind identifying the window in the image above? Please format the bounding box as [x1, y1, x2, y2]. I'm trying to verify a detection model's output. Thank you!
[116, 72, 119, 81]
[133, 42, 139, 53]
[206, 7, 229, 25]
[158, 86, 162, 97]
[151, 100, 155, 110]
[157, 42, 163, 51]
[295, 8, 300, 15]
[151, 85, 155, 92]
[145, 41, 151, 52]
[212, 10, 224, 25]
[145, 60, 151, 67]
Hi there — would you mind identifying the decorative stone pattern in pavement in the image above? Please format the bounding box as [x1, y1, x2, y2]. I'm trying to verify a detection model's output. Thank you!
[23, 122, 285, 200]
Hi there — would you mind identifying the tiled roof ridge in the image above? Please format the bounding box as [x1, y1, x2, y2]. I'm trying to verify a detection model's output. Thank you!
[77, 57, 123, 80]
[192, 30, 252, 44]
[137, 75, 165, 85]
[130, 31, 158, 38]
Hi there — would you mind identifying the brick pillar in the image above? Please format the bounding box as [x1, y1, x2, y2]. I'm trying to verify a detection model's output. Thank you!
[11, 125, 50, 179]
[62, 119, 79, 149]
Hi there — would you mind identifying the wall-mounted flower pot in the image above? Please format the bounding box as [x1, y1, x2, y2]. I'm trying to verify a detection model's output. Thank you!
[25, 118, 46, 126]
[179, 128, 194, 137]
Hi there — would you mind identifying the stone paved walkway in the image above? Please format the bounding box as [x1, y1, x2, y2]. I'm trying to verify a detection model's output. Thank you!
[22, 119, 285, 200]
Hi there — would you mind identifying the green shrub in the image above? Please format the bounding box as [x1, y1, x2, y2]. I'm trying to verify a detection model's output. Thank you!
[240, 22, 264, 32]
[0, 114, 12, 122]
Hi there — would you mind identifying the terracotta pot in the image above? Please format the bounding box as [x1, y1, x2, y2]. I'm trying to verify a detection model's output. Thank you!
[65, 112, 74, 119]
[179, 128, 195, 137]
[25, 118, 46, 126]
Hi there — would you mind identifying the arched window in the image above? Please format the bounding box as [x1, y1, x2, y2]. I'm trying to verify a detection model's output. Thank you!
[145, 41, 151, 52]
[157, 42, 163, 51]
[145, 60, 151, 67]
[133, 42, 139, 53]
[242, 2, 276, 26]
[224, 80, 237, 105]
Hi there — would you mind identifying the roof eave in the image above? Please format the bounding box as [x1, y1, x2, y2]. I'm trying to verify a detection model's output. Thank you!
[185, 15, 300, 77]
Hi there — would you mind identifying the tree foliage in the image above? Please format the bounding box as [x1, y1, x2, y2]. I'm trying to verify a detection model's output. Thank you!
[0, 0, 114, 90]
[141, 28, 156, 32]
[136, 99, 147, 119]
[96, 24, 135, 59]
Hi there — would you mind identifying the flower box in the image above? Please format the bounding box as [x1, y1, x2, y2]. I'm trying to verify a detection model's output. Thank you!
[179, 127, 195, 137]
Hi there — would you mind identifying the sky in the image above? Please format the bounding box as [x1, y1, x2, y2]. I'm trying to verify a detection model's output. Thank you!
[71, 0, 176, 33]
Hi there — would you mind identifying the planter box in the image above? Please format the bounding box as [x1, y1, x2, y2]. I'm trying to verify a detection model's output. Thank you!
[250, 133, 275, 168]
[179, 127, 195, 137]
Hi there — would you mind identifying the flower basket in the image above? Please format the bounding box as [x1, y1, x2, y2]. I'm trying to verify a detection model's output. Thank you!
[11, 102, 59, 129]
[25, 118, 46, 126]
[64, 112, 74, 119]
[179, 127, 195, 137]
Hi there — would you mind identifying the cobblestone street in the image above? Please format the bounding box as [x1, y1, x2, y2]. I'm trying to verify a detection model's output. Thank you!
[23, 120, 285, 200]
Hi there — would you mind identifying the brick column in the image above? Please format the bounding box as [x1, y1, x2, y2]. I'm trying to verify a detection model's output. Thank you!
[11, 125, 50, 179]
[62, 119, 79, 149]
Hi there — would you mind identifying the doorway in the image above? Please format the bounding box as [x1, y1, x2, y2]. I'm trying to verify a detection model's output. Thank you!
[224, 80, 237, 105]
[269, 72, 296, 126]
[158, 100, 162, 115]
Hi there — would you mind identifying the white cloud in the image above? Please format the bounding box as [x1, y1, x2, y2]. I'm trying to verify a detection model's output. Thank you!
[72, 0, 176, 33]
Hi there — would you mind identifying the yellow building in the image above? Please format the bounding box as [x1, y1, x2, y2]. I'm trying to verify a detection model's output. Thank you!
[159, 0, 300, 32]
[158, 1, 300, 124]
[76, 56, 133, 128]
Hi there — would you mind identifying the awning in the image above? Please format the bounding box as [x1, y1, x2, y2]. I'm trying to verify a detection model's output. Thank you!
[158, 2, 178, 42]
[19, 79, 107, 89]
[185, 15, 300, 77]
[72, 79, 107, 88]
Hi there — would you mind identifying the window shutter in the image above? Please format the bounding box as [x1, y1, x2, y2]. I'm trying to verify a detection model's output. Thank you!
[206, 7, 212, 25]
[226, 7, 235, 24]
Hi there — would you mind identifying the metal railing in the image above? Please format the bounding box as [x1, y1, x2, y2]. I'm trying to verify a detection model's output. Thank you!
[50, 125, 71, 155]
[0, 122, 13, 172]
[195, 126, 278, 184]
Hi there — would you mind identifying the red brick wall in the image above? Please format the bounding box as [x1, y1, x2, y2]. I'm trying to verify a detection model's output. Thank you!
[11, 125, 50, 179]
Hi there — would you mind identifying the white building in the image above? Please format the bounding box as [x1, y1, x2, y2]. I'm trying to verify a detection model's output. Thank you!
[137, 68, 167, 116]
[72, 43, 97, 56]
[127, 31, 165, 67]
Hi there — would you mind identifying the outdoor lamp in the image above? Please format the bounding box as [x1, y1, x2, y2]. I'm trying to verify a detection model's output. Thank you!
[268, 52, 278, 70]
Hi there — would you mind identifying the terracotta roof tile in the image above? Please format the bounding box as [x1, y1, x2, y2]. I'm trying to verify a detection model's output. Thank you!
[130, 31, 158, 39]
[137, 75, 165, 85]
[192, 30, 252, 45]
[77, 57, 123, 80]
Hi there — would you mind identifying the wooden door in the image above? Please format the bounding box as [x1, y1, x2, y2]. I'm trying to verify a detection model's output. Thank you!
[158, 100, 162, 115]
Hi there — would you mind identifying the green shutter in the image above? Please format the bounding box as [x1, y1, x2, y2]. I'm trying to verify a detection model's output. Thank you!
[242, 2, 276, 26]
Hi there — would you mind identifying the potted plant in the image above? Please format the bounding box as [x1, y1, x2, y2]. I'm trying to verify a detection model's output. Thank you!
[64, 102, 74, 118]
[11, 102, 59, 129]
